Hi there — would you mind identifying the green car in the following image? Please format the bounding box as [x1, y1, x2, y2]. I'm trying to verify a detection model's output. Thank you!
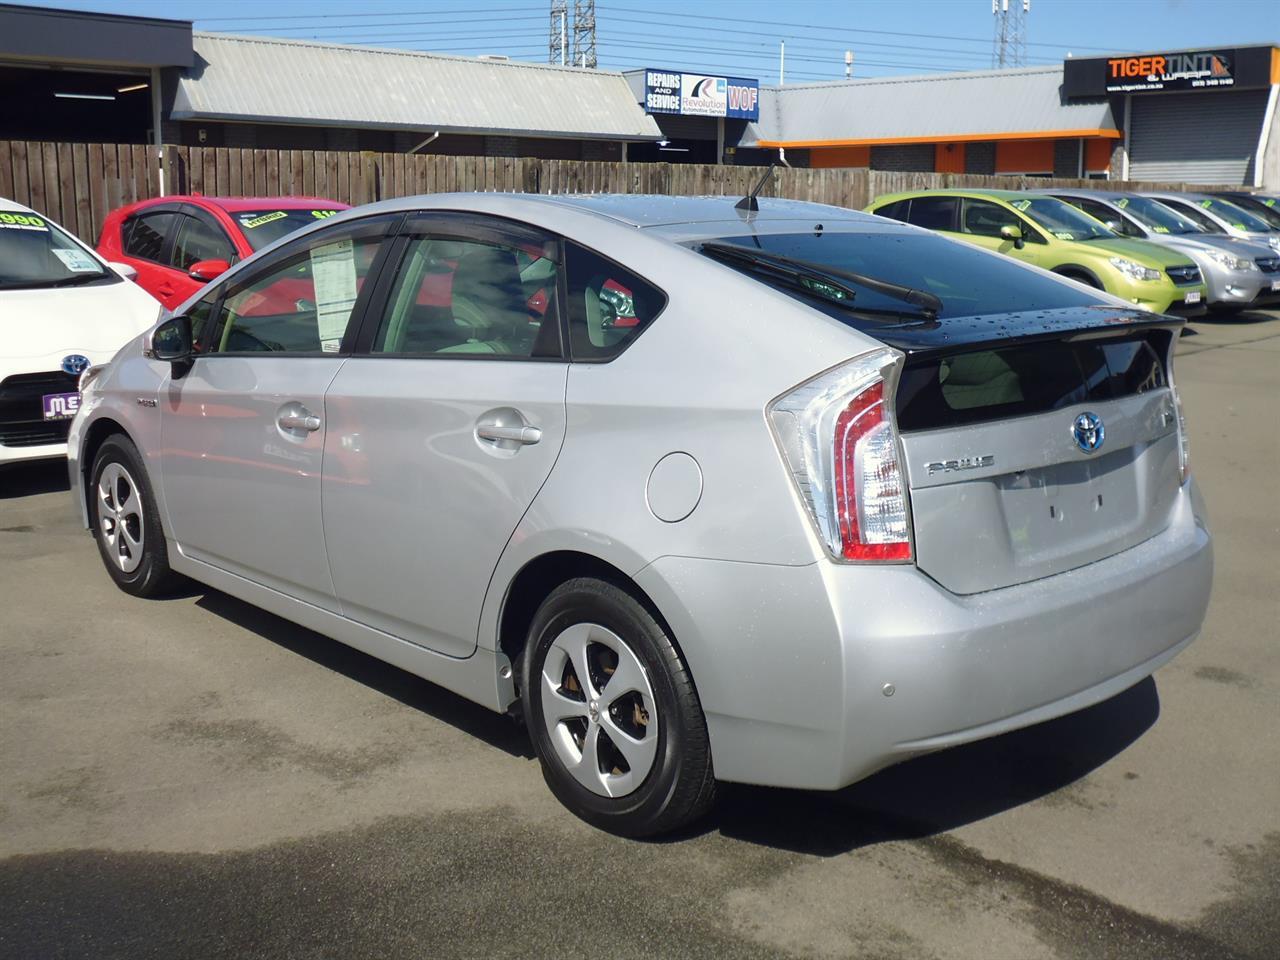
[866, 189, 1207, 315]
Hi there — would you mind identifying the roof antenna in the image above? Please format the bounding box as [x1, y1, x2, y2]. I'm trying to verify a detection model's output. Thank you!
[735, 162, 776, 212]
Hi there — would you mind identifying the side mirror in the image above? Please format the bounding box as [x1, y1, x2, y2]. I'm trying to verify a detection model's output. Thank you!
[1000, 224, 1025, 249]
[189, 258, 230, 282]
[152, 315, 193, 374]
[108, 261, 138, 281]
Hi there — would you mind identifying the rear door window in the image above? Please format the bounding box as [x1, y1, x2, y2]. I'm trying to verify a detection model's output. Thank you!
[564, 242, 666, 360]
[369, 229, 561, 358]
[123, 211, 176, 263]
[906, 196, 959, 231]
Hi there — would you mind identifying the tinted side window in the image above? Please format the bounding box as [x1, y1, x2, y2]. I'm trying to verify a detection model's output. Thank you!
[172, 215, 235, 270]
[123, 211, 175, 263]
[906, 196, 959, 231]
[874, 199, 910, 222]
[206, 233, 383, 354]
[564, 242, 666, 360]
[961, 199, 1022, 238]
[1163, 200, 1225, 234]
[371, 234, 560, 358]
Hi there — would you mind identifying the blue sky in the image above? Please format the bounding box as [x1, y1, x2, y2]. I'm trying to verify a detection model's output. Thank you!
[15, 0, 1280, 81]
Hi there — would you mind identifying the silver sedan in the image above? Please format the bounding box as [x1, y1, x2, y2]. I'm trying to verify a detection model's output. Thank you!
[68, 193, 1213, 836]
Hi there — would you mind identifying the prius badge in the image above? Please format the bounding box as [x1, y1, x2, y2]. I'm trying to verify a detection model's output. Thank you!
[1072, 411, 1105, 454]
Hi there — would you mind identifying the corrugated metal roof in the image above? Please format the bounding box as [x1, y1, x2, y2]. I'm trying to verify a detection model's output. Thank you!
[741, 66, 1117, 146]
[173, 33, 663, 141]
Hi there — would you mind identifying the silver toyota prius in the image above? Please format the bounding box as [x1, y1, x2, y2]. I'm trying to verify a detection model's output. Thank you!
[68, 193, 1213, 836]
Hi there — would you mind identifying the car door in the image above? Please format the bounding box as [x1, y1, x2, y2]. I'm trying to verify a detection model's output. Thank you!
[321, 213, 568, 657]
[120, 207, 186, 307]
[961, 198, 1052, 268]
[168, 207, 238, 302]
[158, 215, 396, 610]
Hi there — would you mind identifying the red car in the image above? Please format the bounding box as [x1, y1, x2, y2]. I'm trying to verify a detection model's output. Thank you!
[97, 195, 349, 310]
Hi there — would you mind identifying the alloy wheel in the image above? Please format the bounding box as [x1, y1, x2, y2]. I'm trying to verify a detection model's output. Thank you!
[539, 622, 659, 798]
[97, 462, 144, 574]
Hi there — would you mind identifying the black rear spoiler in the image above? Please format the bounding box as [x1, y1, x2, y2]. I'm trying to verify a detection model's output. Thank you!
[869, 305, 1184, 357]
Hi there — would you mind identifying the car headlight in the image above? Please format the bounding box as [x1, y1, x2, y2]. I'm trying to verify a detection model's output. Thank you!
[1109, 256, 1162, 281]
[1204, 249, 1257, 272]
[1269, 236, 1280, 252]
[78, 364, 107, 394]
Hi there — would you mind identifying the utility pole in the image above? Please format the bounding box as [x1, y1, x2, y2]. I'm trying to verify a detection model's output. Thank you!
[549, 0, 568, 66]
[572, 0, 597, 69]
[844, 50, 853, 79]
[992, 0, 1030, 68]
[779, 40, 785, 84]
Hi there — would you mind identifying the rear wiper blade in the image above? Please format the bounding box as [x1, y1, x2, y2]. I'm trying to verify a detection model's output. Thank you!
[700, 241, 943, 318]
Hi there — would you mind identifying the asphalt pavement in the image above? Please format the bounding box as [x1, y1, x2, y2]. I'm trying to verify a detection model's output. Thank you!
[1, 310, 1277, 960]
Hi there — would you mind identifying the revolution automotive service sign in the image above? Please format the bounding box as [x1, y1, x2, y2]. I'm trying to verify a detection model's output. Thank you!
[644, 69, 759, 120]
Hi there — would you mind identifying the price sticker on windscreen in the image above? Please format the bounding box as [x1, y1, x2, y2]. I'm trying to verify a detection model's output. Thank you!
[0, 213, 49, 230]
[310, 238, 357, 350]
[52, 248, 100, 272]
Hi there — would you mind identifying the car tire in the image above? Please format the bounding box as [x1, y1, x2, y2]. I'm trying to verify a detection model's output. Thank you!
[521, 577, 716, 837]
[89, 435, 182, 598]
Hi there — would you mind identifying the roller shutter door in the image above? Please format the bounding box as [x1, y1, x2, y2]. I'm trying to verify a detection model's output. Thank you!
[1128, 90, 1268, 184]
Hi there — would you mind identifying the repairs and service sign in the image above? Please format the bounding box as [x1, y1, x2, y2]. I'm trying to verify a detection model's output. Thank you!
[644, 69, 759, 120]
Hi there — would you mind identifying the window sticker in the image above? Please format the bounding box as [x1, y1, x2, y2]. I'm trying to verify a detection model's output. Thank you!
[1153, 226, 1170, 233]
[0, 212, 48, 230]
[52, 247, 100, 272]
[1232, 223, 1247, 230]
[1011, 200, 1032, 211]
[1054, 231, 1075, 241]
[1200, 199, 1213, 208]
[310, 238, 358, 345]
[241, 211, 288, 229]
[311, 210, 338, 220]
[1264, 199, 1276, 208]
[1115, 198, 1129, 208]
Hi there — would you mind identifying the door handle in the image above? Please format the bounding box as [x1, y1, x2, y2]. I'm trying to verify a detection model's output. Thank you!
[476, 423, 541, 445]
[278, 412, 322, 432]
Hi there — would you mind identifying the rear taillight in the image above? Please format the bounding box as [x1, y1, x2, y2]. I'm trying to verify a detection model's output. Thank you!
[769, 349, 913, 563]
[1172, 385, 1191, 484]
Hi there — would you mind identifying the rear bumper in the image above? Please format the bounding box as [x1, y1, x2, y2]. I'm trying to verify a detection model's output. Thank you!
[636, 483, 1211, 790]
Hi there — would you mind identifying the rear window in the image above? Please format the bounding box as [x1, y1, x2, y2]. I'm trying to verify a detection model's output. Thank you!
[896, 334, 1169, 431]
[233, 208, 344, 251]
[702, 231, 1100, 320]
[124, 211, 174, 262]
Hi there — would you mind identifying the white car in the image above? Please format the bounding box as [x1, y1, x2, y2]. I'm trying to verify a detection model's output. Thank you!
[1, 198, 159, 466]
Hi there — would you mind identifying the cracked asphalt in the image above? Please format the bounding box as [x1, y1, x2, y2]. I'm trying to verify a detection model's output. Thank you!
[2, 311, 1277, 959]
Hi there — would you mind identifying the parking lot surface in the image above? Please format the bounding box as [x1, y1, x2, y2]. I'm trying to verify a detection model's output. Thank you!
[1, 312, 1277, 960]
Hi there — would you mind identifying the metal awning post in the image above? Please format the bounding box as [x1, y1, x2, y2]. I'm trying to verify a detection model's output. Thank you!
[151, 66, 165, 197]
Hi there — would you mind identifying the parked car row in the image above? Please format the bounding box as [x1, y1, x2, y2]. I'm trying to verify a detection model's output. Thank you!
[866, 187, 1280, 315]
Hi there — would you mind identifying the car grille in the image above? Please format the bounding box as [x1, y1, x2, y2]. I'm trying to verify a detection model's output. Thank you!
[0, 371, 78, 448]
[1255, 256, 1280, 274]
[1166, 265, 1202, 285]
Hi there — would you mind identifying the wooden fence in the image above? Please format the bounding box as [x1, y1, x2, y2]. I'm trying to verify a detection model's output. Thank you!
[0, 139, 1223, 246]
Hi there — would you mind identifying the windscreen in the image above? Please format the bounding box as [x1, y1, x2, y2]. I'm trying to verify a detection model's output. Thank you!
[705, 231, 1101, 319]
[1016, 197, 1114, 241]
[233, 208, 344, 251]
[1112, 195, 1202, 235]
[1196, 197, 1273, 233]
[0, 211, 113, 290]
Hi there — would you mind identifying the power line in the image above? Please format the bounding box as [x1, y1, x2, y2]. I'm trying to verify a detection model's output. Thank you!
[598, 3, 1134, 53]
